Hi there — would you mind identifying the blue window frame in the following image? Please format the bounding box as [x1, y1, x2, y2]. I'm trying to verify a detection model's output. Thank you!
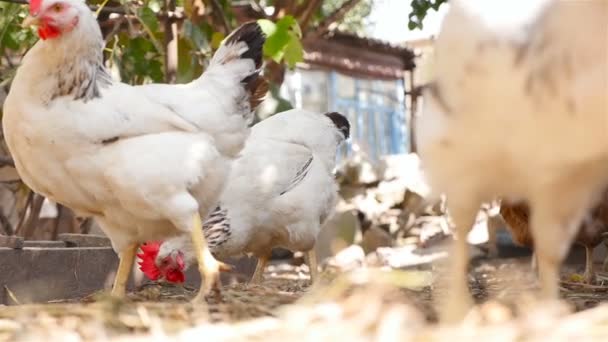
[327, 71, 409, 161]
[283, 69, 409, 162]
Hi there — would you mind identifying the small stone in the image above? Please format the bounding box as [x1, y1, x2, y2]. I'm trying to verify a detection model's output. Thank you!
[361, 226, 393, 254]
[325, 244, 366, 272]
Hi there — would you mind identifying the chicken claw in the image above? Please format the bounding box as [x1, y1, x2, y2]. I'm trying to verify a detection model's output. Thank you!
[190, 213, 229, 302]
[111, 244, 138, 297]
[250, 255, 269, 284]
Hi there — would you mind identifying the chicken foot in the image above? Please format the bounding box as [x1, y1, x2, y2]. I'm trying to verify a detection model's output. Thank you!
[304, 249, 318, 283]
[250, 255, 269, 284]
[111, 244, 138, 297]
[191, 213, 233, 303]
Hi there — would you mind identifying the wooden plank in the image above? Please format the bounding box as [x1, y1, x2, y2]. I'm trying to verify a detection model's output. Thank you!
[22, 240, 66, 248]
[57, 233, 112, 247]
[0, 236, 23, 249]
[0, 246, 257, 305]
[0, 247, 119, 305]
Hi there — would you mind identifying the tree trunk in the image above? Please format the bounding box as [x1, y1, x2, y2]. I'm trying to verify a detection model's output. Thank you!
[164, 0, 178, 83]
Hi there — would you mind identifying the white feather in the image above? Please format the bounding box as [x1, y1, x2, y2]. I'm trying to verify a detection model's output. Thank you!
[3, 2, 263, 253]
[159, 109, 347, 268]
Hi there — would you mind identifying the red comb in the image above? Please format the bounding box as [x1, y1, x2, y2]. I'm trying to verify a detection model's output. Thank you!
[137, 241, 162, 280]
[29, 0, 42, 15]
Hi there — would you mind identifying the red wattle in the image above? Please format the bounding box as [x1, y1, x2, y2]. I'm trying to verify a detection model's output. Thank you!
[38, 24, 61, 40]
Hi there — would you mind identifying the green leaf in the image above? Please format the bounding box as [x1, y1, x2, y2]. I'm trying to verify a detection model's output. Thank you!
[138, 7, 159, 33]
[257, 19, 277, 36]
[263, 27, 290, 62]
[259, 16, 304, 65]
[183, 19, 209, 50]
[276, 15, 297, 31]
[147, 0, 162, 12]
[3, 31, 19, 50]
[408, 0, 448, 31]
[283, 32, 303, 69]
[211, 32, 225, 50]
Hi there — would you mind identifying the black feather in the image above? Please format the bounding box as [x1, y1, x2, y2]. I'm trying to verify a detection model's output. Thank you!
[280, 156, 314, 196]
[225, 21, 269, 110]
[325, 112, 350, 139]
[225, 21, 266, 69]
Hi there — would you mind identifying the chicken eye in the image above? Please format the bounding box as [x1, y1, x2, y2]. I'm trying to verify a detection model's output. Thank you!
[52, 3, 62, 12]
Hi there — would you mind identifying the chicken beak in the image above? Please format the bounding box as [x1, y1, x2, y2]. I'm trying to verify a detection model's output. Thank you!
[22, 15, 41, 28]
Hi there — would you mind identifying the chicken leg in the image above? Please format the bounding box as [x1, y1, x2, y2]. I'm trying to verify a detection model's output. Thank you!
[190, 213, 232, 303]
[305, 249, 318, 283]
[111, 244, 138, 297]
[440, 200, 478, 323]
[531, 252, 538, 274]
[582, 245, 595, 284]
[250, 255, 269, 284]
[530, 188, 589, 300]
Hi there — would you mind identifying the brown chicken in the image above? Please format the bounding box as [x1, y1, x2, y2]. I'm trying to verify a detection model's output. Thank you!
[500, 192, 608, 284]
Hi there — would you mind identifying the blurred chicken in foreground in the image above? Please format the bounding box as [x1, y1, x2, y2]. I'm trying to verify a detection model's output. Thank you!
[416, 0, 608, 322]
[500, 193, 608, 284]
[138, 110, 350, 284]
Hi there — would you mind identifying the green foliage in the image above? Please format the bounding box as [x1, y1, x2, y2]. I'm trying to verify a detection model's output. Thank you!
[0, 0, 365, 109]
[111, 34, 164, 84]
[258, 16, 303, 69]
[408, 0, 448, 30]
[319, 0, 374, 35]
[139, 7, 160, 33]
[0, 3, 37, 87]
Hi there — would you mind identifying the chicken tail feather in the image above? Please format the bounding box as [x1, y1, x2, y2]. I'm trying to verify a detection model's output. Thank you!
[209, 22, 269, 112]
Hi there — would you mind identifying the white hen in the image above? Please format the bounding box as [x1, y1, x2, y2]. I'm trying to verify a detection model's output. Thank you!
[416, 0, 608, 322]
[137, 110, 350, 284]
[3, 0, 268, 301]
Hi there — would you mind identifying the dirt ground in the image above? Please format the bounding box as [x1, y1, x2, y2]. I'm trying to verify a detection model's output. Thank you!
[1, 251, 608, 342]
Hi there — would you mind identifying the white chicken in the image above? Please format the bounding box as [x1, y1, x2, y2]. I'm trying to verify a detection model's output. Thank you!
[416, 0, 608, 322]
[3, 0, 268, 301]
[136, 110, 350, 284]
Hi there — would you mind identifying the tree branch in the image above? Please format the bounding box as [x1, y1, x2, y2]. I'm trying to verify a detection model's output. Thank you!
[205, 0, 231, 34]
[310, 0, 363, 38]
[80, 217, 94, 234]
[270, 0, 288, 20]
[296, 0, 323, 32]
[14, 190, 32, 236]
[164, 0, 178, 83]
[0, 156, 15, 168]
[249, 0, 269, 19]
[21, 193, 44, 239]
[0, 210, 13, 236]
